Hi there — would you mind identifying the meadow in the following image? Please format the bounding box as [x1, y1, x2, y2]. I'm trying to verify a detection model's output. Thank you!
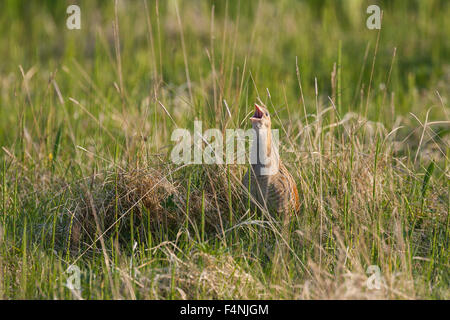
[0, 0, 448, 299]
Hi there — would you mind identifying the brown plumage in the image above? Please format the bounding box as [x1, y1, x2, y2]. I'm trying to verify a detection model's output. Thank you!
[242, 103, 300, 221]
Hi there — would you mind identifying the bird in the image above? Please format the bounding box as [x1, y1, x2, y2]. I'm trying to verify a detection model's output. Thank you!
[242, 103, 300, 223]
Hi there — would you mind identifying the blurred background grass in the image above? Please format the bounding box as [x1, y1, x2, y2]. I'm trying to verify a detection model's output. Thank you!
[0, 0, 449, 149]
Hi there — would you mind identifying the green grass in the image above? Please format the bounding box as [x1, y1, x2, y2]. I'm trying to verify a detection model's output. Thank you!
[0, 0, 449, 299]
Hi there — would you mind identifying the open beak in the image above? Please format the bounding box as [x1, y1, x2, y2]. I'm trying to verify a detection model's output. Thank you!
[250, 103, 264, 122]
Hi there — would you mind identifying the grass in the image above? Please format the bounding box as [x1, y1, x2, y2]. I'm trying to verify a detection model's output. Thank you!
[0, 0, 449, 299]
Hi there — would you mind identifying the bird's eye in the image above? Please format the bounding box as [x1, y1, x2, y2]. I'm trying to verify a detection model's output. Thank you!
[265, 112, 269, 116]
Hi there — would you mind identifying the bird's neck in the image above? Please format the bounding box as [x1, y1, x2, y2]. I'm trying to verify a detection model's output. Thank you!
[251, 127, 279, 176]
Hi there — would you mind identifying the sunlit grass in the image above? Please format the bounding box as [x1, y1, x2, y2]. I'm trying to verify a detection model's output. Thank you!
[0, 0, 448, 299]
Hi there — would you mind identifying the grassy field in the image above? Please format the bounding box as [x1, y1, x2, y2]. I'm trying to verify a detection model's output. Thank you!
[0, 0, 449, 299]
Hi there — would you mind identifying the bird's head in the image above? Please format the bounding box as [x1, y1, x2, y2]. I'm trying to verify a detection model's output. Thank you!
[249, 103, 278, 173]
[250, 103, 271, 131]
